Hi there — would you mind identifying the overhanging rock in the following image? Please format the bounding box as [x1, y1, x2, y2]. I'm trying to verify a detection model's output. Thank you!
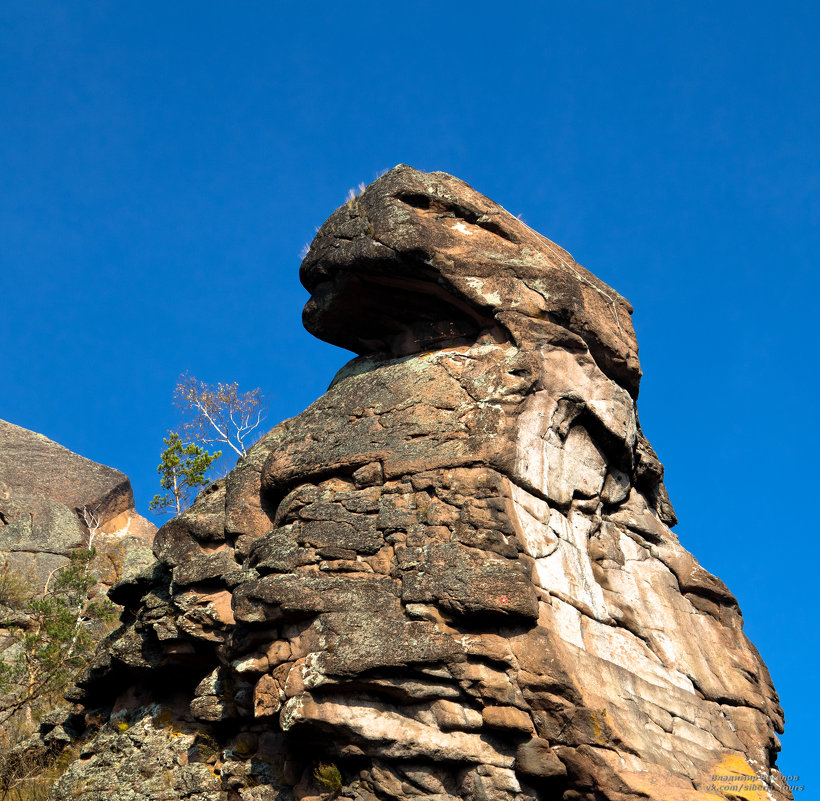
[52, 167, 788, 801]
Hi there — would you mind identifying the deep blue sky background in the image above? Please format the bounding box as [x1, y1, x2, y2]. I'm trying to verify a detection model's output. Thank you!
[1, 1, 816, 786]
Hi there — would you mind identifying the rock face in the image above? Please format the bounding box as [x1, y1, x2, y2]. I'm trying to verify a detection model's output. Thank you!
[0, 420, 156, 587]
[0, 420, 156, 593]
[53, 167, 788, 801]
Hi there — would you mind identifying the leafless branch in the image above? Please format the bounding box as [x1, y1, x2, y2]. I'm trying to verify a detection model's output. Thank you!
[173, 373, 266, 458]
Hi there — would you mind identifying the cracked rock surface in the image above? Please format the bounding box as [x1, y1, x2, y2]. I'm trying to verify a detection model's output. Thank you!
[0, 419, 156, 594]
[52, 167, 789, 801]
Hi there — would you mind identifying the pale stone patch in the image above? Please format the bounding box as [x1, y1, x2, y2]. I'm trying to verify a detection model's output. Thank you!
[580, 614, 694, 693]
[601, 468, 631, 505]
[531, 507, 608, 621]
[508, 481, 558, 558]
[513, 393, 607, 507]
[618, 528, 648, 561]
[671, 716, 722, 751]
[432, 699, 483, 730]
[536, 347, 637, 447]
[281, 694, 515, 767]
[546, 596, 584, 649]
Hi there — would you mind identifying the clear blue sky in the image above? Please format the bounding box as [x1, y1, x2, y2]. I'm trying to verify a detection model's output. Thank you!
[1, 1, 816, 786]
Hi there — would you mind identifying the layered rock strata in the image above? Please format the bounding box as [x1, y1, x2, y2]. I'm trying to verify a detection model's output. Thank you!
[53, 167, 788, 801]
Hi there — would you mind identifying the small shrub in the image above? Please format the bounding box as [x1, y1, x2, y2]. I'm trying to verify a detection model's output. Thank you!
[0, 564, 31, 610]
[313, 762, 342, 793]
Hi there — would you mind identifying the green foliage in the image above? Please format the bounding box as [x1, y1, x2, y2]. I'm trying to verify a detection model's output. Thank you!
[0, 507, 114, 797]
[0, 548, 116, 730]
[313, 762, 342, 793]
[149, 432, 220, 516]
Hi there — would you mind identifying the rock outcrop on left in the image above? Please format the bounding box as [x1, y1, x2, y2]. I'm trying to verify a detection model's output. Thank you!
[0, 419, 156, 593]
[47, 167, 788, 801]
[0, 419, 157, 782]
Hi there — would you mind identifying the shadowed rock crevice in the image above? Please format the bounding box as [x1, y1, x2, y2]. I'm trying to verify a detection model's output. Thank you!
[49, 167, 789, 801]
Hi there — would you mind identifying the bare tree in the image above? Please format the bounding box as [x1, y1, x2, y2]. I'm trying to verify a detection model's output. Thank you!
[174, 373, 266, 458]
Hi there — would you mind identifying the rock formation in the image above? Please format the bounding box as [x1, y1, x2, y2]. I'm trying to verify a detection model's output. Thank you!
[0, 419, 156, 594]
[51, 167, 788, 801]
[0, 419, 156, 775]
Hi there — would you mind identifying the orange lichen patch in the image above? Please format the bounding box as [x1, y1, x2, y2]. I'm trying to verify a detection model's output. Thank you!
[588, 708, 609, 745]
[700, 754, 780, 800]
[620, 772, 719, 801]
[626, 754, 784, 801]
[621, 753, 786, 801]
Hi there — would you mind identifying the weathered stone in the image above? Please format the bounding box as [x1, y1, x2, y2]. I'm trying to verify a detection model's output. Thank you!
[191, 667, 235, 722]
[398, 542, 539, 620]
[253, 673, 283, 718]
[515, 737, 567, 778]
[248, 527, 317, 573]
[0, 493, 86, 555]
[172, 550, 238, 587]
[482, 705, 533, 733]
[432, 699, 483, 731]
[51, 166, 788, 801]
[50, 707, 222, 800]
[281, 693, 514, 767]
[0, 550, 70, 594]
[0, 420, 134, 522]
[234, 573, 401, 622]
[299, 518, 384, 554]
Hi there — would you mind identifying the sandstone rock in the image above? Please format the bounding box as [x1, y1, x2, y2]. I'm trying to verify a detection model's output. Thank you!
[482, 705, 533, 733]
[0, 418, 157, 768]
[398, 541, 539, 620]
[0, 420, 134, 528]
[0, 493, 86, 556]
[52, 167, 789, 801]
[431, 699, 483, 731]
[515, 737, 567, 778]
[50, 707, 222, 801]
[0, 419, 156, 590]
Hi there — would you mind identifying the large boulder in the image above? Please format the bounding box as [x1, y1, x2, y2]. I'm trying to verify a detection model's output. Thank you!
[0, 420, 134, 523]
[0, 420, 156, 592]
[0, 420, 157, 782]
[51, 167, 789, 801]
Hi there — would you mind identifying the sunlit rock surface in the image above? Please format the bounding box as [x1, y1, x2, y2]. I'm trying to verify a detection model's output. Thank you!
[0, 419, 156, 593]
[52, 167, 788, 801]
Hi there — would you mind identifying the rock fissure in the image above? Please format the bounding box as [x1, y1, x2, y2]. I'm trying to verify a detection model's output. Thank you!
[45, 166, 788, 801]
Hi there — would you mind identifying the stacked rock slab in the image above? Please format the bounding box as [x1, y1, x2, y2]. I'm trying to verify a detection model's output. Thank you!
[54, 167, 788, 801]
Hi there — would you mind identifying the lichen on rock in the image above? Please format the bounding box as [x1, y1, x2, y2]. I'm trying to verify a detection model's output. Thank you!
[50, 166, 789, 801]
